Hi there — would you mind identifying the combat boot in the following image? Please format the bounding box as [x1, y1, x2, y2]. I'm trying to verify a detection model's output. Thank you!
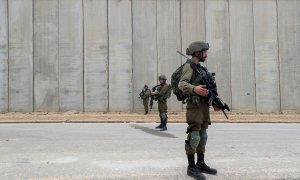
[144, 110, 148, 115]
[187, 154, 206, 180]
[155, 123, 163, 128]
[160, 124, 167, 131]
[159, 116, 167, 131]
[155, 119, 163, 128]
[196, 153, 217, 175]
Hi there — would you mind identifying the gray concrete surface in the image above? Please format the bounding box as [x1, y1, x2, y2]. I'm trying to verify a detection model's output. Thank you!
[0, 123, 299, 180]
[1, 0, 300, 113]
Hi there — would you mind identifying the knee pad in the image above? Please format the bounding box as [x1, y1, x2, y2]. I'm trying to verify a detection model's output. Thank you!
[189, 131, 200, 152]
[200, 130, 208, 146]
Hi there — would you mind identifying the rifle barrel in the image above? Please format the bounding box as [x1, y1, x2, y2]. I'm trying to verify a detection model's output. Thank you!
[222, 110, 229, 119]
[177, 51, 189, 59]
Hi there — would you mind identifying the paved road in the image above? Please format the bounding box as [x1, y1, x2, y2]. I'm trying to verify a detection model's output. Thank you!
[0, 123, 299, 180]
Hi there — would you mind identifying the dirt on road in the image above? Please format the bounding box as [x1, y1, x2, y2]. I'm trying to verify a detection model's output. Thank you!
[0, 112, 299, 123]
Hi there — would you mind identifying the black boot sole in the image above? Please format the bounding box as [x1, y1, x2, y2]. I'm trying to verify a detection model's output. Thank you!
[198, 168, 217, 175]
[187, 171, 206, 180]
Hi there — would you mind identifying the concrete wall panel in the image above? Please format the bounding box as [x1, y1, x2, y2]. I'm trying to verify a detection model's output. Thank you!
[59, 0, 83, 111]
[8, 0, 33, 112]
[278, 0, 300, 112]
[34, 0, 59, 112]
[229, 0, 256, 112]
[132, 0, 157, 112]
[157, 0, 181, 112]
[181, 0, 205, 63]
[108, 0, 132, 112]
[253, 0, 280, 113]
[83, 0, 108, 112]
[180, 0, 205, 111]
[205, 0, 232, 108]
[1, 0, 299, 113]
[0, 0, 8, 112]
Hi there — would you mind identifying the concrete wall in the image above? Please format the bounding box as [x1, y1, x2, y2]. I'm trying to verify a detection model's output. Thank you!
[0, 0, 299, 113]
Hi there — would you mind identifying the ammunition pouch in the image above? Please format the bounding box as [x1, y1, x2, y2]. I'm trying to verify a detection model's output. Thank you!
[187, 95, 209, 106]
[158, 96, 166, 102]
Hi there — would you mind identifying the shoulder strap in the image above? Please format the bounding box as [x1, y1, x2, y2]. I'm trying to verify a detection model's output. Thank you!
[185, 59, 202, 75]
[185, 59, 196, 70]
[200, 66, 208, 73]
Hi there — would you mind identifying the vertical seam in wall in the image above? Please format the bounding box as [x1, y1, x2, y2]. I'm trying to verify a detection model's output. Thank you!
[276, 0, 281, 113]
[58, 0, 60, 112]
[203, 0, 207, 67]
[82, 0, 85, 112]
[7, 0, 9, 112]
[131, 0, 134, 112]
[179, 0, 182, 65]
[179, 0, 183, 112]
[227, 0, 232, 109]
[204, 0, 206, 42]
[107, 0, 109, 112]
[252, 0, 257, 112]
[156, 0, 158, 86]
[32, 0, 35, 112]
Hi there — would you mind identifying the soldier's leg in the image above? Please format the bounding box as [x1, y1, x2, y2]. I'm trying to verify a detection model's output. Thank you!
[185, 108, 203, 154]
[143, 100, 148, 114]
[186, 131, 200, 154]
[195, 130, 208, 158]
[196, 124, 217, 175]
[146, 100, 149, 112]
[185, 131, 205, 179]
[160, 112, 168, 131]
[155, 111, 163, 128]
[196, 122, 208, 154]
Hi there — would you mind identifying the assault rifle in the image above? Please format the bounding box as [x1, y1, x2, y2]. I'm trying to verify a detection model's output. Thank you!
[149, 84, 160, 111]
[177, 51, 230, 119]
[138, 91, 144, 99]
[194, 71, 230, 119]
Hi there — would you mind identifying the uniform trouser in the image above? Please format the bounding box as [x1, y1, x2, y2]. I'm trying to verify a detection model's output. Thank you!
[159, 111, 168, 126]
[143, 99, 149, 112]
[185, 104, 210, 155]
[185, 128, 208, 155]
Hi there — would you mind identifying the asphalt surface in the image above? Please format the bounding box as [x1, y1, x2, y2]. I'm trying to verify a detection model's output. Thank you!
[0, 123, 299, 180]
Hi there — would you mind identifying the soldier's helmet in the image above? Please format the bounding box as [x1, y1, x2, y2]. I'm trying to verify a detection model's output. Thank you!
[144, 85, 148, 88]
[159, 75, 167, 80]
[186, 41, 209, 56]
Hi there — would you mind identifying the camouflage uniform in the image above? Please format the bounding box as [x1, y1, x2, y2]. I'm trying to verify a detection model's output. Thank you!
[179, 63, 210, 155]
[156, 83, 169, 129]
[179, 41, 217, 177]
[142, 88, 151, 113]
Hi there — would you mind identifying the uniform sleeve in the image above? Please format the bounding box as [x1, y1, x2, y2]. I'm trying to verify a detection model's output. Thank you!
[178, 63, 196, 95]
[156, 84, 169, 96]
[144, 89, 151, 97]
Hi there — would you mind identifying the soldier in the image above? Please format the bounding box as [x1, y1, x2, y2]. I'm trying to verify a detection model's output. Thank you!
[140, 85, 151, 115]
[151, 75, 169, 131]
[178, 41, 219, 179]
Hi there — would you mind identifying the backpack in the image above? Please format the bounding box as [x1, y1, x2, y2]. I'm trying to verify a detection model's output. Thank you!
[139, 91, 145, 99]
[171, 59, 196, 103]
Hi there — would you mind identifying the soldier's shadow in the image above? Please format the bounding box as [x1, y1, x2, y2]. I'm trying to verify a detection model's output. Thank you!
[129, 124, 177, 138]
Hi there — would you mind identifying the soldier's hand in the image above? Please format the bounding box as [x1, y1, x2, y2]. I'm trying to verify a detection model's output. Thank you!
[213, 104, 221, 111]
[193, 85, 208, 97]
